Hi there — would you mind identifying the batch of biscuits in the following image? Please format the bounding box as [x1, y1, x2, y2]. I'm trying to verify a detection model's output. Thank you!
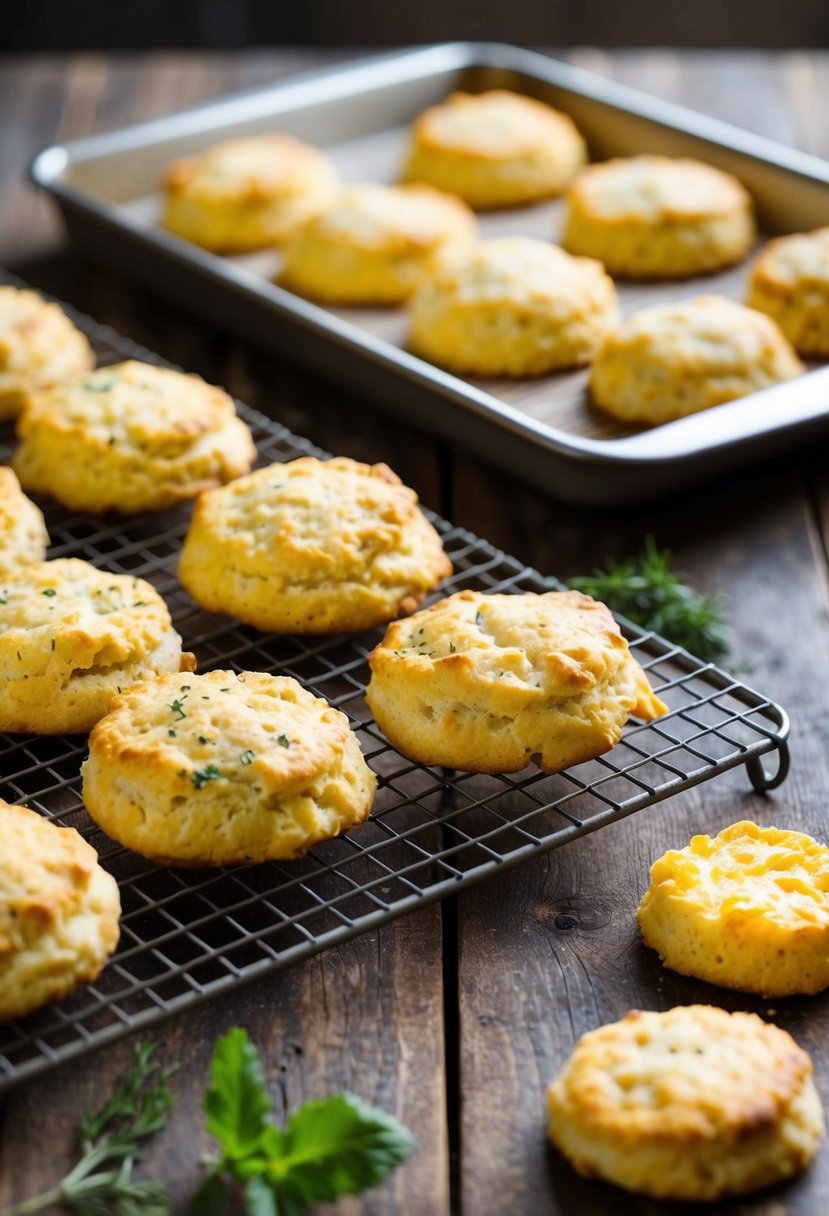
[1, 83, 829, 1205]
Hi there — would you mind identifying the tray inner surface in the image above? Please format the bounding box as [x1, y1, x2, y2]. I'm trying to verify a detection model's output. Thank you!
[0, 286, 788, 1091]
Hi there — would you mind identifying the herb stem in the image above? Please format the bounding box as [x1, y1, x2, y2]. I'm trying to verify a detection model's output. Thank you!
[0, 1186, 62, 1216]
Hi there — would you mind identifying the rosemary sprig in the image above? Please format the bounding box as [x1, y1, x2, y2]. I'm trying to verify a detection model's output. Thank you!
[0, 1042, 175, 1216]
[567, 536, 728, 661]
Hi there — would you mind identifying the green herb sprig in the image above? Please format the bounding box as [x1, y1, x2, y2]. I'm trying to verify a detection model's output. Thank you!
[190, 1027, 413, 1216]
[0, 1042, 175, 1216]
[567, 537, 728, 661]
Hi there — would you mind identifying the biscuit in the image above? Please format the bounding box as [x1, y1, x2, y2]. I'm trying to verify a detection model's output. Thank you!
[747, 227, 829, 356]
[637, 819, 829, 996]
[0, 286, 94, 422]
[0, 467, 49, 572]
[82, 669, 377, 865]
[547, 1005, 823, 1201]
[408, 237, 617, 377]
[0, 799, 120, 1023]
[279, 183, 477, 305]
[561, 155, 756, 277]
[162, 134, 339, 252]
[366, 589, 666, 774]
[178, 456, 451, 634]
[589, 296, 803, 425]
[401, 89, 587, 209]
[0, 557, 195, 734]
[12, 360, 256, 514]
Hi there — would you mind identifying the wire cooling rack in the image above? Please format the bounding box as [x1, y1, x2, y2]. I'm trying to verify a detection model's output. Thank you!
[0, 282, 790, 1093]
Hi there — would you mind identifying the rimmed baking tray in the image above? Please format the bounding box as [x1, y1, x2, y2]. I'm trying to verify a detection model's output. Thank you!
[0, 273, 790, 1092]
[30, 42, 829, 504]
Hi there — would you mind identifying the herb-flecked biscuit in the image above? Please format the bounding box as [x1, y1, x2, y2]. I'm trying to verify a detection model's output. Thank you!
[547, 1005, 823, 1201]
[178, 456, 452, 634]
[12, 360, 256, 514]
[561, 155, 756, 277]
[408, 237, 617, 377]
[401, 89, 587, 209]
[366, 589, 666, 774]
[162, 134, 339, 252]
[747, 227, 829, 356]
[0, 467, 49, 572]
[0, 286, 94, 423]
[0, 799, 120, 1023]
[589, 296, 802, 425]
[637, 820, 829, 996]
[280, 182, 477, 305]
[82, 670, 377, 865]
[0, 558, 195, 734]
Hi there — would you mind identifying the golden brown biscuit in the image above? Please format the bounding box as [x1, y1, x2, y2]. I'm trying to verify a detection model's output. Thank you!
[162, 133, 339, 252]
[589, 296, 803, 425]
[747, 227, 829, 356]
[637, 820, 829, 996]
[0, 799, 120, 1023]
[547, 1005, 823, 1201]
[562, 154, 756, 277]
[0, 557, 195, 734]
[408, 236, 617, 377]
[0, 286, 94, 423]
[279, 182, 477, 305]
[0, 467, 49, 572]
[401, 89, 587, 208]
[82, 670, 376, 865]
[12, 360, 256, 514]
[366, 589, 666, 774]
[178, 456, 451, 633]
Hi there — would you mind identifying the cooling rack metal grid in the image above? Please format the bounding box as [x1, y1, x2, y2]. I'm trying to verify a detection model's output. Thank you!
[0, 290, 790, 1093]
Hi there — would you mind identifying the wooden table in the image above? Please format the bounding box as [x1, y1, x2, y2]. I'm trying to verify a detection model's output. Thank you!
[1, 48, 829, 1216]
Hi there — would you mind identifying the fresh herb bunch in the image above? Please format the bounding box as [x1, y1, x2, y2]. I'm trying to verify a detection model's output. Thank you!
[190, 1027, 414, 1216]
[567, 536, 728, 661]
[1, 1042, 175, 1216]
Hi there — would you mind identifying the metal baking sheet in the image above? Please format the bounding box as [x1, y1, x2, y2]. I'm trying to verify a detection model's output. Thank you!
[0, 273, 789, 1091]
[30, 42, 829, 503]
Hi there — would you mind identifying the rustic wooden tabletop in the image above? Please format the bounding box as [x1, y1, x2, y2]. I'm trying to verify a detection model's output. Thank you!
[1, 47, 828, 1216]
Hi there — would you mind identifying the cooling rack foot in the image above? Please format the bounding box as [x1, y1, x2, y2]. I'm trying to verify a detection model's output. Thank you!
[746, 742, 790, 793]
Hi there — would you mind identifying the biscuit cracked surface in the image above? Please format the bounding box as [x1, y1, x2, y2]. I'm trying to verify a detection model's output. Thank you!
[0, 557, 194, 734]
[0, 799, 120, 1023]
[162, 133, 339, 252]
[547, 1004, 823, 1201]
[0, 286, 94, 422]
[12, 360, 256, 514]
[0, 467, 49, 572]
[562, 154, 756, 277]
[637, 819, 829, 996]
[82, 670, 377, 865]
[401, 89, 587, 208]
[178, 456, 452, 633]
[747, 227, 829, 356]
[366, 589, 666, 774]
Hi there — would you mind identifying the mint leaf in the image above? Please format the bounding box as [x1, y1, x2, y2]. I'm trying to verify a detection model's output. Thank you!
[203, 1028, 272, 1162]
[270, 1092, 414, 1206]
[188, 1173, 229, 1216]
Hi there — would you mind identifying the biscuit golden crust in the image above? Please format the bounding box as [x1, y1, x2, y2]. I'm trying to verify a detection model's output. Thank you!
[0, 467, 49, 571]
[408, 237, 618, 377]
[12, 360, 256, 514]
[0, 558, 194, 734]
[562, 155, 756, 277]
[747, 227, 829, 356]
[366, 589, 666, 774]
[637, 820, 829, 996]
[0, 287, 94, 423]
[589, 295, 803, 424]
[279, 183, 477, 305]
[0, 800, 120, 1022]
[82, 670, 377, 865]
[402, 89, 587, 208]
[162, 134, 339, 252]
[547, 1005, 823, 1201]
[178, 456, 451, 634]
